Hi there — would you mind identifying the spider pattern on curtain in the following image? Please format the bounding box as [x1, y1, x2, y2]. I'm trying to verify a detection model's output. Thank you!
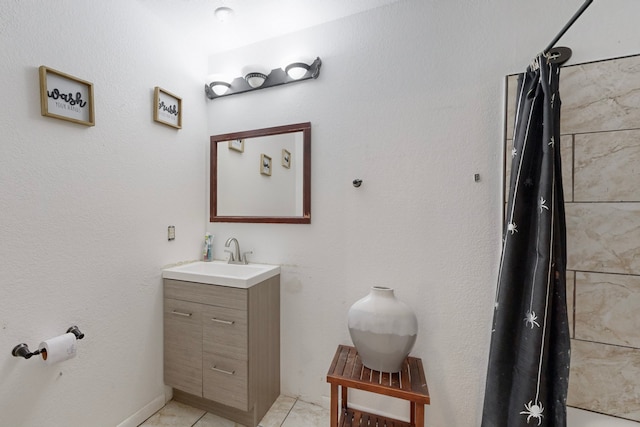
[482, 53, 570, 427]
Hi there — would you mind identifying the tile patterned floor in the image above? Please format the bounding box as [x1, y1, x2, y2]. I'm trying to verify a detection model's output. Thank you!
[138, 395, 330, 427]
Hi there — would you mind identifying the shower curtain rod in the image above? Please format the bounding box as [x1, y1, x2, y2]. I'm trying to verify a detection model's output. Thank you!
[543, 0, 594, 54]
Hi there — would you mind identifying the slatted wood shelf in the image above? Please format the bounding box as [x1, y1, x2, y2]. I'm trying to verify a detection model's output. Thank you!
[339, 408, 412, 427]
[327, 345, 430, 427]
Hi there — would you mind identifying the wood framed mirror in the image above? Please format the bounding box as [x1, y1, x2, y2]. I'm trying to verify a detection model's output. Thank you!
[210, 122, 311, 223]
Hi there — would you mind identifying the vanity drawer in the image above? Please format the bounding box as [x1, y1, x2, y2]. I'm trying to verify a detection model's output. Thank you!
[164, 279, 247, 310]
[203, 354, 248, 411]
[203, 305, 248, 360]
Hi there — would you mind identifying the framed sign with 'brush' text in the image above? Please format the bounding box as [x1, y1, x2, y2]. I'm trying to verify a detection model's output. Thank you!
[153, 86, 182, 129]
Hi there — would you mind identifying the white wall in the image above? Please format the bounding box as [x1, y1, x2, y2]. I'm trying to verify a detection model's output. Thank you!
[205, 1, 640, 426]
[0, 2, 208, 426]
[1, 1, 639, 426]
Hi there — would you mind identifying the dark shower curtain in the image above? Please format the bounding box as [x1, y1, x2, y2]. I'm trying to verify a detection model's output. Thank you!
[482, 53, 570, 426]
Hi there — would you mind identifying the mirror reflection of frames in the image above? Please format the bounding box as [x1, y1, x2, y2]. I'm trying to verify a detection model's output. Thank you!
[282, 149, 291, 169]
[260, 154, 272, 176]
[210, 122, 311, 224]
[228, 139, 244, 152]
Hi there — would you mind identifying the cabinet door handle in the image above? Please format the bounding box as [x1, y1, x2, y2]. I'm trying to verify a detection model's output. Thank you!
[211, 365, 235, 375]
[171, 310, 192, 317]
[211, 318, 234, 325]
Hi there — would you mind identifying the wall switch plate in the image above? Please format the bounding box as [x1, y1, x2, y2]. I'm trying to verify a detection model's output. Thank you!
[168, 226, 175, 241]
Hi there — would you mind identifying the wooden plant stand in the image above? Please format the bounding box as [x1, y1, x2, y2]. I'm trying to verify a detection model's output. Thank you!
[326, 345, 430, 427]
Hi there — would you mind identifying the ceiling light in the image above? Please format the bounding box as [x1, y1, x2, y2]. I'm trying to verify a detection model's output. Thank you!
[285, 62, 310, 80]
[214, 7, 234, 22]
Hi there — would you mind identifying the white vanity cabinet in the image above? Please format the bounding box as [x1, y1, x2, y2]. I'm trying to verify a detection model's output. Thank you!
[163, 275, 280, 427]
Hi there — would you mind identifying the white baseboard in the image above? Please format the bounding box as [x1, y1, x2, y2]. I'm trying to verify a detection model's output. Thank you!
[116, 393, 166, 427]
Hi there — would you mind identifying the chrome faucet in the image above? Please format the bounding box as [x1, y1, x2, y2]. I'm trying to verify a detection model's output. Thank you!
[224, 237, 251, 264]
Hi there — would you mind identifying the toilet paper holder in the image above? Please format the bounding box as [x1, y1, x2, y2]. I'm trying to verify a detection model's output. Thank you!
[11, 326, 84, 359]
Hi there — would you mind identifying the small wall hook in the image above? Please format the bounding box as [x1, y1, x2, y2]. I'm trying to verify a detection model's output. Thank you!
[352, 179, 362, 188]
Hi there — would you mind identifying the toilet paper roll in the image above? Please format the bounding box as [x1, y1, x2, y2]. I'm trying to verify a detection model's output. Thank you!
[38, 333, 77, 365]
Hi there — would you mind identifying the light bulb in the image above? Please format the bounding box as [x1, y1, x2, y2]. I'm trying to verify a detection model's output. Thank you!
[285, 62, 310, 80]
[214, 7, 234, 22]
[245, 72, 267, 88]
[211, 81, 230, 96]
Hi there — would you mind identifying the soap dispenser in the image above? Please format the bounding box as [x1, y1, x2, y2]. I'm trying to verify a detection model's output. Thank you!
[203, 233, 213, 262]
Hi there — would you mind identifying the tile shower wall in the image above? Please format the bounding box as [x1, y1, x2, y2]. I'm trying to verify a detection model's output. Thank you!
[504, 54, 640, 422]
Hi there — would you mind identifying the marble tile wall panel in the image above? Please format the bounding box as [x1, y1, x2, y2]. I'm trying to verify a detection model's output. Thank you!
[575, 272, 640, 348]
[560, 55, 640, 135]
[574, 129, 640, 202]
[566, 203, 640, 275]
[568, 339, 640, 422]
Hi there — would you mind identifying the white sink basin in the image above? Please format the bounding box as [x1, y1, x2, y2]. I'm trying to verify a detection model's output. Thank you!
[162, 261, 280, 288]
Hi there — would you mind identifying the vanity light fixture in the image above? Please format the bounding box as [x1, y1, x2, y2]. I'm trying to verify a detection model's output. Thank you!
[204, 57, 322, 100]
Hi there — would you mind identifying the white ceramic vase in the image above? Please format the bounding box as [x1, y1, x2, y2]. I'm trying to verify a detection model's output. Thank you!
[347, 286, 418, 373]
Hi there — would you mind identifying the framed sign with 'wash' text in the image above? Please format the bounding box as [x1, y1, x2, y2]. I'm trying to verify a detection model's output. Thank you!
[153, 86, 182, 129]
[39, 66, 95, 127]
[40, 65, 96, 126]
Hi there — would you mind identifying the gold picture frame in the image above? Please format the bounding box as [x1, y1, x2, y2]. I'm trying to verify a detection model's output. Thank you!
[260, 154, 272, 176]
[282, 149, 291, 168]
[228, 139, 245, 152]
[39, 66, 95, 127]
[153, 87, 182, 129]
